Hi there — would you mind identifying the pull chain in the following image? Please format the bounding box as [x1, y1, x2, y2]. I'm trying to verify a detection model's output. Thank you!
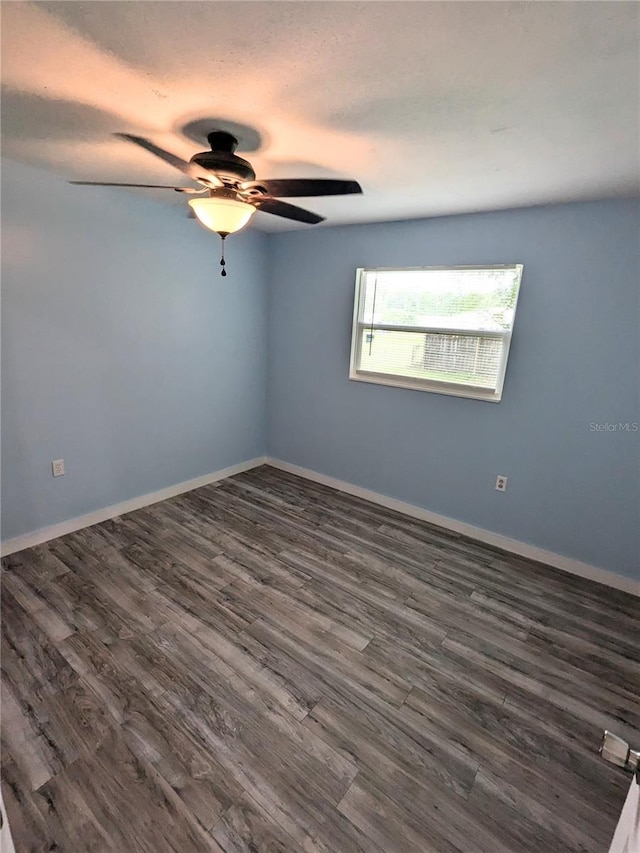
[220, 235, 227, 277]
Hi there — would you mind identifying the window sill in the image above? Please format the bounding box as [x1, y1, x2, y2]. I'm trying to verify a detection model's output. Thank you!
[349, 371, 503, 402]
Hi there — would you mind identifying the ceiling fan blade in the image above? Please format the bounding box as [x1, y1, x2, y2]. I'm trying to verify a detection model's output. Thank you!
[69, 181, 205, 193]
[241, 178, 362, 198]
[252, 198, 325, 224]
[114, 133, 222, 187]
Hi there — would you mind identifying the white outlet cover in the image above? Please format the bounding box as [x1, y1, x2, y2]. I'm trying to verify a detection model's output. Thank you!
[52, 459, 65, 477]
[495, 475, 508, 491]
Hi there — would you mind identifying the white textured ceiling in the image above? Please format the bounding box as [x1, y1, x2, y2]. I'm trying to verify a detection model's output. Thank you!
[2, 1, 639, 231]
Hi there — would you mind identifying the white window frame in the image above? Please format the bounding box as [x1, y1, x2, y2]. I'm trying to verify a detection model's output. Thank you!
[349, 265, 523, 403]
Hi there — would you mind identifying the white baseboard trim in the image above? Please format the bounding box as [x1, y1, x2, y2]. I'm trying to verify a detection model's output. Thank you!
[265, 457, 640, 597]
[0, 456, 268, 557]
[4, 454, 637, 597]
[0, 791, 16, 853]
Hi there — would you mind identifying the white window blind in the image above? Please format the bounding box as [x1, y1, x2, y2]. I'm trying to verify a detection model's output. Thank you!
[349, 265, 523, 402]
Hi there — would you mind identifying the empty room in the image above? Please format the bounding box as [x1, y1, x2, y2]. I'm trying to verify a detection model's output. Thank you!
[1, 2, 639, 851]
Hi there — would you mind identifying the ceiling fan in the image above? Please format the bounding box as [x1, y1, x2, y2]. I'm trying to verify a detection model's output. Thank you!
[71, 131, 363, 275]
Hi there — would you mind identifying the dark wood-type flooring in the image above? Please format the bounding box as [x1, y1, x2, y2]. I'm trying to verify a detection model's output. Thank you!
[2, 465, 639, 852]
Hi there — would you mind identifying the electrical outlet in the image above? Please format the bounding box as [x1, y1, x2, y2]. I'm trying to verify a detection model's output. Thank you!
[495, 475, 508, 492]
[52, 459, 65, 477]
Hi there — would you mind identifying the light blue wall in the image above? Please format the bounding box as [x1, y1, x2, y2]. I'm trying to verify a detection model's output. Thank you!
[3, 162, 638, 581]
[267, 200, 640, 580]
[1, 160, 267, 540]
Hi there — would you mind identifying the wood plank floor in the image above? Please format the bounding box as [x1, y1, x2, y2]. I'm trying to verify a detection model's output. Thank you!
[2, 465, 639, 852]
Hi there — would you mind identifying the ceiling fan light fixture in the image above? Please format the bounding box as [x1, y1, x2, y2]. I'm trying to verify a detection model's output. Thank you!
[188, 196, 255, 235]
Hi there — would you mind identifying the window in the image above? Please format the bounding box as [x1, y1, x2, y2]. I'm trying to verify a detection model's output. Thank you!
[349, 265, 523, 402]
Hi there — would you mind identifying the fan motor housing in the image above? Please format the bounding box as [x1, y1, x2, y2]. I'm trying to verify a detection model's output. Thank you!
[190, 151, 255, 183]
[190, 132, 256, 183]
